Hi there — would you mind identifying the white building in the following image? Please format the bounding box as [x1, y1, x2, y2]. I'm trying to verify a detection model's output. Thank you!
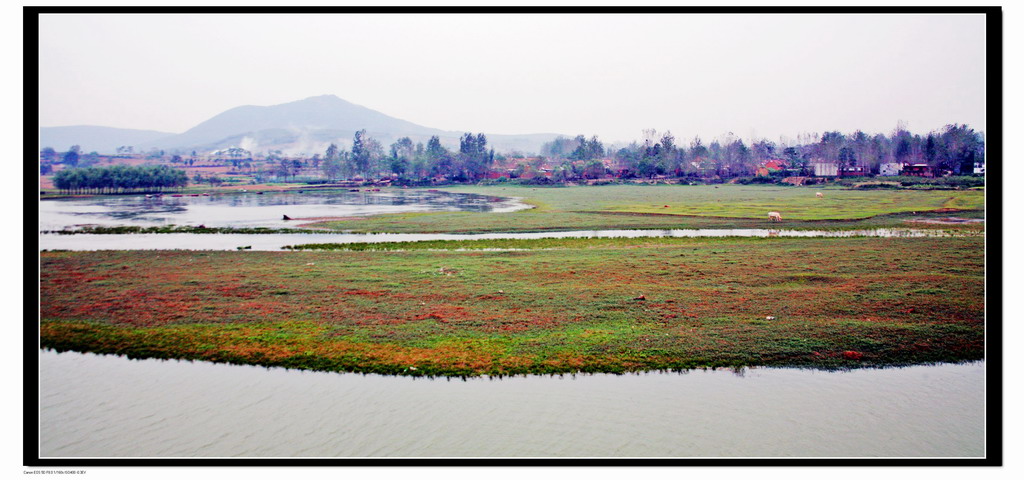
[973, 162, 985, 175]
[812, 163, 838, 177]
[880, 163, 904, 176]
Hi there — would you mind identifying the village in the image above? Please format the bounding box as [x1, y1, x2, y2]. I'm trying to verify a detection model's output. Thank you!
[39, 130, 986, 193]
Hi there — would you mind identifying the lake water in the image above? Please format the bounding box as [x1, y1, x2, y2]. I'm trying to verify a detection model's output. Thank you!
[37, 350, 985, 458]
[38, 190, 530, 230]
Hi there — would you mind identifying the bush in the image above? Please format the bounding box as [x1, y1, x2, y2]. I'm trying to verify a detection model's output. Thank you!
[736, 176, 778, 185]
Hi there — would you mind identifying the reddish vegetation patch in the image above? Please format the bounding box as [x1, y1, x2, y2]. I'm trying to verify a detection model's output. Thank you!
[38, 237, 986, 375]
[343, 289, 389, 297]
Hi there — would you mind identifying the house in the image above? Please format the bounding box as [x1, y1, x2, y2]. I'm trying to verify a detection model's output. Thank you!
[756, 159, 787, 177]
[973, 162, 985, 175]
[840, 166, 869, 177]
[903, 164, 933, 177]
[879, 163, 904, 176]
[811, 163, 838, 177]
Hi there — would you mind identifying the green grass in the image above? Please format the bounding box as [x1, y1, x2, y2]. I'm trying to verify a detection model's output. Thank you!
[307, 184, 984, 234]
[40, 235, 985, 376]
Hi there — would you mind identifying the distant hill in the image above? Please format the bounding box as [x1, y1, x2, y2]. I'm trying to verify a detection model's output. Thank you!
[38, 125, 175, 154]
[134, 95, 563, 155]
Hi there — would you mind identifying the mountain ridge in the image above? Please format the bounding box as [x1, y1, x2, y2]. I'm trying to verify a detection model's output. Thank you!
[40, 95, 564, 155]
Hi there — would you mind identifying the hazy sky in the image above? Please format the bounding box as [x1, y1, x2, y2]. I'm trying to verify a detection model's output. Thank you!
[37, 13, 987, 144]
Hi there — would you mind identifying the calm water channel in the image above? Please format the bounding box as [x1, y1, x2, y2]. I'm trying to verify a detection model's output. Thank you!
[37, 350, 985, 458]
[39, 229, 969, 251]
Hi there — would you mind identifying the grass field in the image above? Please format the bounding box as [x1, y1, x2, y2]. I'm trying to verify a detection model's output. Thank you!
[306, 184, 985, 233]
[40, 235, 985, 376]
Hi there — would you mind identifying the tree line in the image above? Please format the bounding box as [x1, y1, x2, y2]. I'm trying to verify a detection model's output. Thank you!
[584, 123, 984, 179]
[41, 122, 984, 187]
[316, 129, 495, 182]
[53, 164, 188, 194]
[310, 122, 983, 183]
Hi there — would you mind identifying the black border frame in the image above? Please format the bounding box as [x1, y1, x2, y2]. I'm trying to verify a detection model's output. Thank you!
[24, 5, 1003, 467]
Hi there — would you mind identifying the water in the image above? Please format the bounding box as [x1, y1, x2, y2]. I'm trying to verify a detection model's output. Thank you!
[37, 350, 985, 458]
[38, 190, 530, 230]
[38, 228, 974, 251]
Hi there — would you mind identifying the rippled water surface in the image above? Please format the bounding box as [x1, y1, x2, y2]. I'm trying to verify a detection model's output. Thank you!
[38, 350, 985, 458]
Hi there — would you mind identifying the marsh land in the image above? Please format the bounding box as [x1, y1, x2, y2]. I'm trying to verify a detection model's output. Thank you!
[38, 184, 985, 376]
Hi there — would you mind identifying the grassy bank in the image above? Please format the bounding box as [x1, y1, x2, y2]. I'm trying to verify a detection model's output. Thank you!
[307, 184, 985, 234]
[40, 236, 985, 376]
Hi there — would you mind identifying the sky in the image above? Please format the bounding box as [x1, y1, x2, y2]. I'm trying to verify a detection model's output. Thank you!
[38, 12, 987, 146]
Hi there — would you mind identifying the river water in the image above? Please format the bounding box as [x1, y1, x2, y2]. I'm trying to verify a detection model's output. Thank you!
[38, 228, 972, 251]
[37, 350, 985, 458]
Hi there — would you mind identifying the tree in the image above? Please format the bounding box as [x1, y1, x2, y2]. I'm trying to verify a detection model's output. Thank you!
[656, 132, 681, 175]
[838, 147, 856, 170]
[321, 144, 345, 180]
[939, 124, 984, 174]
[751, 139, 776, 162]
[63, 145, 81, 167]
[80, 151, 101, 167]
[892, 121, 914, 163]
[819, 131, 845, 163]
[541, 136, 579, 158]
[275, 159, 294, 180]
[351, 130, 385, 177]
[569, 135, 605, 162]
[426, 136, 452, 178]
[40, 147, 57, 162]
[458, 133, 494, 181]
[924, 134, 938, 166]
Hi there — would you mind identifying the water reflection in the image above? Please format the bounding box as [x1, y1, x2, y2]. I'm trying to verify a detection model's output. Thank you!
[37, 350, 985, 458]
[39, 190, 530, 230]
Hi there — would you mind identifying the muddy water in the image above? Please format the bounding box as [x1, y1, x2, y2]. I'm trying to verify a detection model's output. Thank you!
[37, 350, 985, 458]
[38, 190, 530, 230]
[38, 228, 975, 251]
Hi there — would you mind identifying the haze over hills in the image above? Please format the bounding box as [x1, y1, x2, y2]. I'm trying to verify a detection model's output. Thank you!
[38, 125, 176, 155]
[39, 95, 565, 155]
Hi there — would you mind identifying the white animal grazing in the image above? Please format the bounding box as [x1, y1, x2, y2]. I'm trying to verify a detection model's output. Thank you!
[768, 211, 782, 222]
[816, 192, 824, 198]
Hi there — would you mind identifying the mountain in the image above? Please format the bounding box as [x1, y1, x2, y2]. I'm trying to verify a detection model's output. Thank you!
[135, 95, 563, 155]
[38, 125, 175, 154]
